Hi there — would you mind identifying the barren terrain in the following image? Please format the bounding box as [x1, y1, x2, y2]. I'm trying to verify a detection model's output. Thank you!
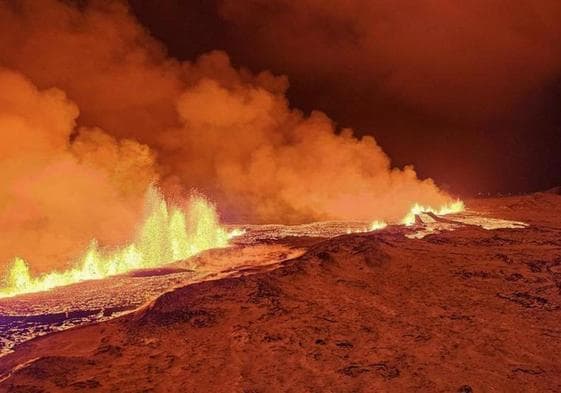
[1, 193, 561, 392]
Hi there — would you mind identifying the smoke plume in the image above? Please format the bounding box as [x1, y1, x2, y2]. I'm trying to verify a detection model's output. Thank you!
[0, 0, 454, 272]
[0, 68, 157, 273]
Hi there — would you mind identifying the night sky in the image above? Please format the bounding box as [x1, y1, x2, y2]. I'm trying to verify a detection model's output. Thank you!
[130, 0, 561, 196]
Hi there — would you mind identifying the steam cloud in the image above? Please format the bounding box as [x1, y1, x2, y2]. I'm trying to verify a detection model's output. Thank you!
[0, 0, 453, 272]
[0, 68, 156, 273]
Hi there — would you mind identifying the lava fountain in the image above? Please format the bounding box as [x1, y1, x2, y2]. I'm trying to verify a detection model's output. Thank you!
[0, 187, 240, 299]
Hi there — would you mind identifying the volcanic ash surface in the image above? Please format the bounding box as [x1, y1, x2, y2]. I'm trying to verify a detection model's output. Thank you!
[1, 193, 561, 392]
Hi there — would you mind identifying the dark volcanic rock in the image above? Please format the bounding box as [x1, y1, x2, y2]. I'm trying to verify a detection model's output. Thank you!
[2, 197, 561, 392]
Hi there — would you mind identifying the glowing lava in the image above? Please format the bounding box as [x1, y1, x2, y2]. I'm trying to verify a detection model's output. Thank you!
[400, 200, 465, 226]
[369, 220, 388, 231]
[0, 188, 239, 299]
[1, 192, 465, 299]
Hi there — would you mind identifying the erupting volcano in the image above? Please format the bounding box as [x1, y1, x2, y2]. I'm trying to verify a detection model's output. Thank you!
[1, 187, 241, 298]
[1, 1, 561, 392]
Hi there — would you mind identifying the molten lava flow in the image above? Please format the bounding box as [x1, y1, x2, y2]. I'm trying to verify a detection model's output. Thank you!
[400, 200, 465, 226]
[365, 200, 464, 231]
[349, 201, 463, 235]
[0, 188, 238, 299]
[369, 221, 388, 231]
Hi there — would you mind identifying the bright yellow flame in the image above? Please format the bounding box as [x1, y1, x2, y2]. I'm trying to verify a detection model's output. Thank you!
[369, 220, 388, 231]
[400, 200, 465, 226]
[226, 228, 246, 239]
[0, 188, 240, 298]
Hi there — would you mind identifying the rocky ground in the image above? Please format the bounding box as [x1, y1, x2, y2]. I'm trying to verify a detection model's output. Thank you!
[1, 193, 561, 392]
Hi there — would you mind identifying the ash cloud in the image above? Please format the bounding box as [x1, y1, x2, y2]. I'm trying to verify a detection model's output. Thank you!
[0, 0, 453, 271]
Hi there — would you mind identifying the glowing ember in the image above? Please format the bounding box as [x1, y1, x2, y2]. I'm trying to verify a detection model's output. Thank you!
[369, 221, 388, 231]
[0, 188, 239, 299]
[345, 220, 387, 234]
[400, 200, 465, 226]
